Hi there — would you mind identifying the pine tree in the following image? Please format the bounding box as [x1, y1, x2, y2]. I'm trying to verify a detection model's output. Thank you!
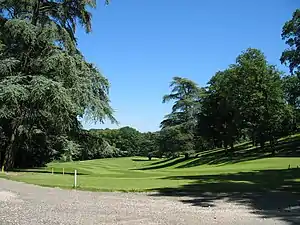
[0, 1, 115, 169]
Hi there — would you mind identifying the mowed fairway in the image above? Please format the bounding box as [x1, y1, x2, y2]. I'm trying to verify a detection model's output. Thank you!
[1, 140, 300, 224]
[1, 155, 300, 192]
[1, 136, 300, 193]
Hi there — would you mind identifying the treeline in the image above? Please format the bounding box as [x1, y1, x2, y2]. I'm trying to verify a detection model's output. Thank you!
[62, 127, 160, 161]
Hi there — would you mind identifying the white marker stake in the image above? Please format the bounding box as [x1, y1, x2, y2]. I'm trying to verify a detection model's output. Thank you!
[74, 170, 77, 188]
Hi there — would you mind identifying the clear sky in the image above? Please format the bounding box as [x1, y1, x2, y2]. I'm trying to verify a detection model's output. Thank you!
[78, 0, 299, 132]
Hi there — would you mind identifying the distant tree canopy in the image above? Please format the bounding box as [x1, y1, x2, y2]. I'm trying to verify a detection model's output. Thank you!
[70, 127, 160, 161]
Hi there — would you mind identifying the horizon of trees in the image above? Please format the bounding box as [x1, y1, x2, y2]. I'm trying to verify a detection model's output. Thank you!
[0, 2, 299, 168]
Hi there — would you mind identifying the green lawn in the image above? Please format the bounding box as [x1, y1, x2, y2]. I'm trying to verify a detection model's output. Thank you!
[1, 135, 300, 193]
[0, 156, 299, 192]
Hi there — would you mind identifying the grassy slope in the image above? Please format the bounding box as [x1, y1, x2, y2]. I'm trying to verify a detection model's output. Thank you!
[0, 134, 300, 192]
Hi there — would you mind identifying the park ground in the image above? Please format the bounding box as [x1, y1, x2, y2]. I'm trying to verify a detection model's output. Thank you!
[0, 134, 300, 224]
[1, 178, 293, 225]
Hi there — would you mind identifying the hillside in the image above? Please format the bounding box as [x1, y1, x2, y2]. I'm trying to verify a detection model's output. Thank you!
[1, 134, 299, 193]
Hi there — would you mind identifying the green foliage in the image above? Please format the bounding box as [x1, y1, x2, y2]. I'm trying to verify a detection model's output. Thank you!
[161, 77, 202, 130]
[87, 127, 160, 158]
[0, 2, 299, 170]
[60, 139, 82, 162]
[0, 1, 115, 169]
[280, 8, 300, 135]
[282, 75, 300, 108]
[158, 125, 194, 157]
[0, 0, 110, 45]
[161, 48, 297, 156]
[281, 9, 300, 76]
[159, 77, 203, 157]
[138, 132, 160, 157]
[230, 48, 288, 146]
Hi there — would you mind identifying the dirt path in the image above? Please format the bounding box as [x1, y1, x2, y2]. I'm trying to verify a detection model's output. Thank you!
[0, 179, 291, 225]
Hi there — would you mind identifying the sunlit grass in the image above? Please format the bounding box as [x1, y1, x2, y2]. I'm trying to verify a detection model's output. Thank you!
[1, 134, 300, 191]
[0, 155, 299, 192]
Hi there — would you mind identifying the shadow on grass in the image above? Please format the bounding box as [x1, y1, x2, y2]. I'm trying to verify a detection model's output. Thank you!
[131, 159, 151, 162]
[132, 158, 176, 165]
[178, 137, 300, 168]
[11, 168, 87, 175]
[150, 169, 300, 224]
[148, 158, 174, 166]
[276, 136, 300, 157]
[138, 158, 188, 170]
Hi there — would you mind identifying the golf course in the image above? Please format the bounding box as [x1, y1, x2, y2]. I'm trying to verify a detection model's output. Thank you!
[1, 135, 299, 193]
[1, 1, 300, 224]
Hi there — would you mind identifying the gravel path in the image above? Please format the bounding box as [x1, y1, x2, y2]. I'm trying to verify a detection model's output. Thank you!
[0, 179, 290, 225]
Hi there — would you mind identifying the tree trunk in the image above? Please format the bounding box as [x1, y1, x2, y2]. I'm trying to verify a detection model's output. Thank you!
[0, 150, 2, 169]
[32, 0, 41, 26]
[224, 145, 229, 155]
[270, 139, 276, 155]
[3, 128, 17, 171]
[184, 152, 189, 159]
[230, 142, 234, 151]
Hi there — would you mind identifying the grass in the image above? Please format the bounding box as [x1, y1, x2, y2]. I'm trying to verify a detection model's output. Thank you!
[0, 155, 300, 192]
[0, 134, 299, 192]
[1, 156, 299, 192]
[1, 135, 299, 224]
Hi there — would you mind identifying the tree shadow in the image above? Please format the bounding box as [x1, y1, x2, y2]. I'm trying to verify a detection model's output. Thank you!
[275, 137, 300, 157]
[131, 158, 151, 162]
[178, 137, 300, 168]
[177, 147, 267, 168]
[150, 169, 300, 224]
[131, 158, 174, 166]
[138, 158, 188, 170]
[148, 158, 174, 166]
[11, 168, 87, 175]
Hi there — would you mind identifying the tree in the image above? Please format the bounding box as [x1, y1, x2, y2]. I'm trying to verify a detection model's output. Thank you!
[196, 48, 295, 154]
[160, 77, 204, 157]
[158, 125, 194, 158]
[282, 75, 300, 108]
[0, 0, 110, 45]
[281, 9, 300, 77]
[161, 77, 202, 129]
[90, 127, 146, 157]
[0, 1, 115, 169]
[197, 69, 242, 152]
[280, 9, 300, 134]
[138, 132, 160, 158]
[231, 48, 289, 149]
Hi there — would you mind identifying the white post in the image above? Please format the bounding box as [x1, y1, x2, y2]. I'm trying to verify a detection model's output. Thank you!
[74, 170, 77, 188]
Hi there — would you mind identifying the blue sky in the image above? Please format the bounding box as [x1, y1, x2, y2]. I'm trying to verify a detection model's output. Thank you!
[78, 0, 299, 132]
